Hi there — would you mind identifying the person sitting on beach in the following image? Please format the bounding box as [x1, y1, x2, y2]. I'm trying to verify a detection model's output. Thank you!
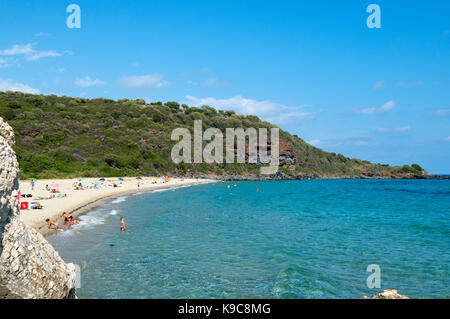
[62, 212, 72, 224]
[45, 219, 63, 233]
[62, 212, 79, 225]
[120, 217, 126, 232]
[45, 185, 50, 191]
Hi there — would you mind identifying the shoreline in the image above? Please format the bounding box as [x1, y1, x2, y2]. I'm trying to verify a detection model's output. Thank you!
[18, 177, 216, 237]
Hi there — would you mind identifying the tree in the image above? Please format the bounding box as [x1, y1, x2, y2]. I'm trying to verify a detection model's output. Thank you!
[165, 102, 180, 111]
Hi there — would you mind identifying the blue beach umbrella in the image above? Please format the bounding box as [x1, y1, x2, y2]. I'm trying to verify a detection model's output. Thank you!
[118, 178, 124, 181]
[99, 178, 105, 181]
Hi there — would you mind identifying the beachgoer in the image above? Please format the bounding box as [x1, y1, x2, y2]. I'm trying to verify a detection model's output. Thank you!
[31, 180, 35, 191]
[45, 218, 63, 233]
[62, 212, 79, 225]
[62, 212, 71, 224]
[120, 217, 125, 232]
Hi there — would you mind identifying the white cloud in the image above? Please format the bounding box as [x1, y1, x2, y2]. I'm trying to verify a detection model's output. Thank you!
[354, 100, 396, 114]
[119, 74, 169, 90]
[353, 141, 369, 146]
[431, 109, 450, 117]
[26, 50, 61, 61]
[203, 77, 229, 87]
[373, 80, 384, 89]
[0, 43, 63, 61]
[396, 80, 424, 87]
[33, 32, 50, 37]
[376, 126, 411, 133]
[313, 137, 372, 148]
[180, 68, 212, 77]
[0, 43, 34, 55]
[185, 95, 316, 125]
[378, 100, 396, 112]
[0, 58, 10, 68]
[74, 76, 106, 87]
[0, 78, 40, 94]
[307, 139, 320, 146]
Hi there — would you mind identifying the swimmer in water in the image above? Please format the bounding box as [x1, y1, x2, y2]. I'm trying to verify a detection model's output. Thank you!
[120, 217, 125, 232]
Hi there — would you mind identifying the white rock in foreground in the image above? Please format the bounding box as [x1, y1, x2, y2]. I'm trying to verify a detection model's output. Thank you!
[0, 117, 76, 299]
[362, 289, 409, 299]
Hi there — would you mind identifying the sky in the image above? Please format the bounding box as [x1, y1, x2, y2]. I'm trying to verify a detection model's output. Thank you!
[0, 0, 449, 173]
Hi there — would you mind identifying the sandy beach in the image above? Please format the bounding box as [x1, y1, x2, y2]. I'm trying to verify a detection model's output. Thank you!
[19, 177, 215, 236]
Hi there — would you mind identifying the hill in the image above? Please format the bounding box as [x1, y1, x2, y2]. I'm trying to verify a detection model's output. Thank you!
[0, 91, 426, 180]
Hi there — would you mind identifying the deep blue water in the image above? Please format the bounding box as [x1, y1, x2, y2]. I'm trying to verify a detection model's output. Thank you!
[48, 180, 450, 299]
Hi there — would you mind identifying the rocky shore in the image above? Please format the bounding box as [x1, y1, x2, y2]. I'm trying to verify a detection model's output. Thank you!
[363, 289, 409, 299]
[0, 117, 76, 299]
[189, 171, 449, 182]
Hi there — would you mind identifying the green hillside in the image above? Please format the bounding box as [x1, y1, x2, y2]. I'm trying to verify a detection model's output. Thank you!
[0, 91, 425, 180]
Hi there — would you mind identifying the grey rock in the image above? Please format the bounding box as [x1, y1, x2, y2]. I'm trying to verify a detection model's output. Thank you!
[0, 117, 76, 299]
[362, 289, 409, 299]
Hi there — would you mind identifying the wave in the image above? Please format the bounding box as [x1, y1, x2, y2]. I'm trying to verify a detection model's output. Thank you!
[111, 196, 128, 203]
[152, 187, 177, 193]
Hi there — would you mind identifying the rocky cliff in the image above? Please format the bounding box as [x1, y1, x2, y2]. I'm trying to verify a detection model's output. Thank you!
[0, 117, 76, 299]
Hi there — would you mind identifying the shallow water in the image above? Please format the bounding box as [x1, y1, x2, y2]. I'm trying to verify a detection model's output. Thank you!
[48, 180, 450, 299]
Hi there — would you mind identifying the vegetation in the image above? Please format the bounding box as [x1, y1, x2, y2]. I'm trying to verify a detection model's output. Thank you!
[0, 91, 425, 179]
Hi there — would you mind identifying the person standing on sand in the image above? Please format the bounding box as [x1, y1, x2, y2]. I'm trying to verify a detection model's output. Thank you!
[137, 181, 140, 190]
[120, 217, 126, 232]
[31, 180, 35, 191]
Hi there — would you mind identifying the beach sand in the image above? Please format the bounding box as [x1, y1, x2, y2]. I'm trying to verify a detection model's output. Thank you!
[19, 177, 215, 237]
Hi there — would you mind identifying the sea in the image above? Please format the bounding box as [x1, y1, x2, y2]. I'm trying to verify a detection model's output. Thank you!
[48, 179, 450, 299]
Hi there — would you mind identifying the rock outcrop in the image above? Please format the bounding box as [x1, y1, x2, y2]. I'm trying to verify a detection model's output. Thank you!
[362, 289, 409, 299]
[0, 117, 76, 299]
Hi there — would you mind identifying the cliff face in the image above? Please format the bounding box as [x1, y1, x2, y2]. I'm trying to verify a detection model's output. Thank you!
[0, 117, 76, 299]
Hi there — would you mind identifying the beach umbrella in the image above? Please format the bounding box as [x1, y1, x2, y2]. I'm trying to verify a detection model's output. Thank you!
[118, 178, 124, 181]
[136, 176, 142, 180]
[50, 183, 60, 188]
[99, 178, 105, 181]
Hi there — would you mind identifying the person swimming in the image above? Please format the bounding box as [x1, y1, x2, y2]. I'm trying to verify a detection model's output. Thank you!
[120, 217, 125, 232]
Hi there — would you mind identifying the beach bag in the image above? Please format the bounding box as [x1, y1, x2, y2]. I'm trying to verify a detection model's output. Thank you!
[20, 202, 29, 210]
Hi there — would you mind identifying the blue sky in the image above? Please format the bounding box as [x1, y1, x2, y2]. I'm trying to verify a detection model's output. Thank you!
[0, 0, 449, 173]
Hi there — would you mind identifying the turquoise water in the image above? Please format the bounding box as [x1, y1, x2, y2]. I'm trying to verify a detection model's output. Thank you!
[48, 180, 450, 299]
